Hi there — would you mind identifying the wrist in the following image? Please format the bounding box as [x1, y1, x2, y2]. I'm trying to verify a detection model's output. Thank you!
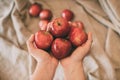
[61, 59, 83, 69]
[37, 58, 58, 69]
[61, 61, 85, 80]
[62, 61, 83, 72]
[31, 60, 57, 80]
[37, 60, 57, 73]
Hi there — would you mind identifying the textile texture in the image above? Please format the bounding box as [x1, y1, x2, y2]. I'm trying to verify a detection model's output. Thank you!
[0, 0, 120, 80]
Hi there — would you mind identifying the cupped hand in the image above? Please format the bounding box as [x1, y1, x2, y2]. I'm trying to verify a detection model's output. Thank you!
[26, 34, 58, 66]
[61, 32, 92, 66]
[26, 34, 59, 80]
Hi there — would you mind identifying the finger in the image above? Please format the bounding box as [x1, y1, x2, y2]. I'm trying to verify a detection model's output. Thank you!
[26, 34, 35, 51]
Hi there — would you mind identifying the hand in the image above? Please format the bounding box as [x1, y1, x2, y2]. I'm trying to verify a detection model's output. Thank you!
[26, 34, 58, 80]
[61, 32, 92, 65]
[26, 34, 58, 65]
[60, 32, 92, 80]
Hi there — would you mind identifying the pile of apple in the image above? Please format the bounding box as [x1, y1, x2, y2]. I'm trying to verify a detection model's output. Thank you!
[29, 3, 87, 59]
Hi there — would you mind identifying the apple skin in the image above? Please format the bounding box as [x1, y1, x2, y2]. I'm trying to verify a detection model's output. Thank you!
[39, 20, 49, 31]
[69, 26, 87, 47]
[69, 21, 84, 30]
[29, 3, 42, 17]
[50, 18, 70, 37]
[35, 30, 53, 50]
[75, 21, 84, 29]
[39, 9, 52, 20]
[62, 9, 74, 21]
[51, 38, 72, 59]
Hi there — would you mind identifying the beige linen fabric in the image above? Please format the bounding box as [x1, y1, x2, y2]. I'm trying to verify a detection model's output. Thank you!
[0, 0, 120, 80]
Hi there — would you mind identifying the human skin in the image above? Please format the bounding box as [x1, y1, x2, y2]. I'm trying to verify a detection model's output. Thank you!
[60, 32, 92, 80]
[26, 34, 58, 80]
[26, 32, 92, 80]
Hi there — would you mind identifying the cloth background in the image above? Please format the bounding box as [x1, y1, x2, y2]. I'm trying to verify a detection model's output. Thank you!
[0, 0, 120, 80]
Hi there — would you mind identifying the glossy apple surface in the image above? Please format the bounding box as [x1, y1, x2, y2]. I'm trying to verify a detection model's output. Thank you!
[50, 18, 70, 37]
[69, 26, 87, 47]
[39, 20, 49, 31]
[51, 38, 72, 59]
[39, 9, 52, 20]
[29, 3, 42, 17]
[62, 9, 74, 21]
[35, 30, 53, 50]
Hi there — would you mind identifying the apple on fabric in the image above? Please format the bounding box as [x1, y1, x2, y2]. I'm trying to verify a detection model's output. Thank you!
[62, 9, 74, 21]
[39, 9, 52, 20]
[29, 3, 42, 17]
[69, 21, 84, 30]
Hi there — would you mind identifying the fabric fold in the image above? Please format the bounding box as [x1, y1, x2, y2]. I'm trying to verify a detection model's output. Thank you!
[0, 0, 120, 80]
[98, 0, 120, 35]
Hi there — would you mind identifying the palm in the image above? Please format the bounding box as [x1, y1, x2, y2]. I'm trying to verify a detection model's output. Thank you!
[26, 34, 58, 66]
[61, 32, 92, 65]
[31, 49, 58, 65]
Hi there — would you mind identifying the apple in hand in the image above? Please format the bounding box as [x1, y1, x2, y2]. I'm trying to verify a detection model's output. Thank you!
[69, 21, 84, 29]
[69, 26, 87, 47]
[35, 30, 53, 50]
[50, 17, 70, 37]
[39, 20, 49, 31]
[39, 9, 52, 20]
[29, 3, 42, 17]
[75, 21, 84, 29]
[62, 9, 74, 21]
[51, 38, 72, 59]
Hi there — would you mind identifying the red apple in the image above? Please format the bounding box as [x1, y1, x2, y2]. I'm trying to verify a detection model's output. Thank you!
[39, 9, 52, 20]
[51, 38, 72, 59]
[69, 21, 84, 29]
[69, 26, 87, 47]
[62, 9, 74, 21]
[50, 17, 70, 37]
[76, 21, 84, 29]
[35, 30, 53, 50]
[29, 3, 42, 17]
[39, 20, 49, 31]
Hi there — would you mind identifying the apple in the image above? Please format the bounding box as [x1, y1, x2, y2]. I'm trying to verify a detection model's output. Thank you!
[69, 21, 84, 30]
[51, 38, 72, 59]
[76, 21, 84, 29]
[39, 20, 49, 31]
[35, 30, 53, 50]
[50, 17, 70, 37]
[29, 3, 42, 17]
[39, 9, 52, 20]
[62, 9, 74, 21]
[69, 26, 87, 47]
